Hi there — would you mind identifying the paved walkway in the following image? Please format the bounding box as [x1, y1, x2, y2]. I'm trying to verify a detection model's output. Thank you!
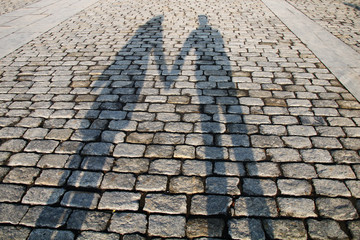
[0, 0, 359, 239]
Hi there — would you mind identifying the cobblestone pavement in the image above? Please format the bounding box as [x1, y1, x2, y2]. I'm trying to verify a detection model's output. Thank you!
[0, 0, 41, 15]
[286, 0, 360, 53]
[0, 0, 360, 239]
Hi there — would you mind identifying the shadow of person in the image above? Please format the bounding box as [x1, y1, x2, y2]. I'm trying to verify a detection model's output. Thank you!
[30, 15, 171, 239]
[173, 15, 274, 239]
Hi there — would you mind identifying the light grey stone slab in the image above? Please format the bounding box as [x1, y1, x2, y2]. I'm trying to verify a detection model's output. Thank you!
[262, 0, 360, 101]
[0, 0, 100, 59]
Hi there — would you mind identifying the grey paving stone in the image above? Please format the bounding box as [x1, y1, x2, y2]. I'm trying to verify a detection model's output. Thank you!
[67, 210, 110, 231]
[28, 229, 74, 240]
[281, 163, 317, 179]
[266, 148, 301, 162]
[341, 138, 360, 150]
[81, 142, 114, 156]
[316, 126, 346, 137]
[233, 197, 278, 217]
[21, 206, 72, 228]
[80, 156, 114, 171]
[109, 212, 147, 234]
[70, 129, 101, 142]
[0, 203, 29, 224]
[229, 147, 266, 161]
[169, 176, 204, 194]
[307, 219, 349, 240]
[112, 158, 149, 173]
[313, 179, 351, 197]
[136, 175, 167, 192]
[149, 159, 181, 175]
[278, 197, 316, 218]
[101, 172, 136, 190]
[215, 134, 249, 147]
[55, 141, 84, 154]
[190, 195, 232, 215]
[251, 135, 284, 148]
[259, 125, 286, 135]
[37, 154, 70, 168]
[138, 121, 164, 132]
[332, 150, 360, 163]
[206, 177, 240, 195]
[67, 170, 103, 188]
[182, 160, 212, 176]
[8, 152, 40, 166]
[145, 145, 174, 158]
[174, 145, 196, 159]
[242, 178, 277, 196]
[277, 179, 312, 196]
[61, 191, 100, 209]
[311, 136, 343, 149]
[282, 136, 312, 149]
[100, 130, 126, 143]
[246, 162, 280, 177]
[113, 143, 146, 157]
[24, 140, 59, 153]
[0, 127, 26, 138]
[301, 149, 333, 163]
[0, 139, 27, 152]
[243, 115, 271, 125]
[316, 164, 356, 179]
[0, 226, 31, 240]
[148, 215, 186, 237]
[263, 219, 307, 240]
[228, 218, 265, 240]
[3, 167, 40, 184]
[214, 161, 246, 176]
[126, 132, 153, 144]
[46, 129, 73, 141]
[196, 146, 228, 160]
[194, 122, 226, 133]
[316, 198, 359, 220]
[228, 124, 258, 134]
[109, 120, 137, 131]
[144, 193, 187, 214]
[186, 218, 225, 238]
[328, 117, 355, 126]
[35, 169, 70, 186]
[98, 191, 140, 211]
[23, 128, 47, 140]
[287, 125, 317, 136]
[22, 186, 65, 205]
[0, 184, 26, 202]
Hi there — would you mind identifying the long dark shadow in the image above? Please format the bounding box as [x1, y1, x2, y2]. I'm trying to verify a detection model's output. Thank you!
[174, 15, 274, 238]
[29, 15, 167, 239]
[344, 2, 360, 11]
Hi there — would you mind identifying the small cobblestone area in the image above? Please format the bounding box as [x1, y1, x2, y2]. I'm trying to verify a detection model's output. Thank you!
[286, 0, 360, 53]
[0, 0, 360, 239]
[0, 0, 41, 15]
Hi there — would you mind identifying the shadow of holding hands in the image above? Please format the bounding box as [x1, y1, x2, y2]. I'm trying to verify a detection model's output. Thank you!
[29, 15, 274, 239]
